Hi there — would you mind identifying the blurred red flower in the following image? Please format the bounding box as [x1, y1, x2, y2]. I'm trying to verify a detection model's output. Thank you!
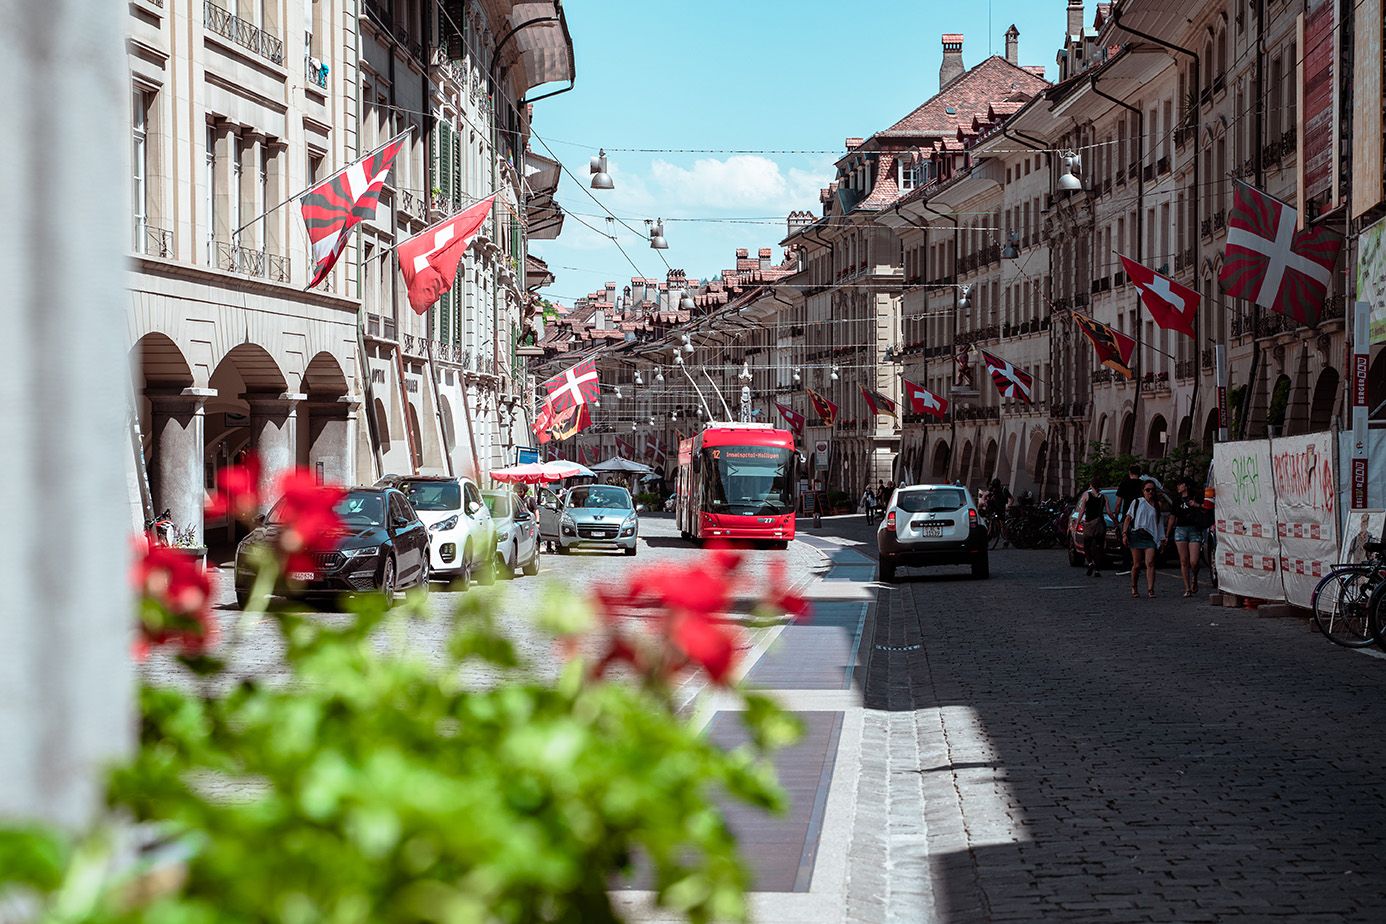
[132, 542, 217, 659]
[205, 454, 261, 522]
[764, 558, 813, 623]
[670, 610, 737, 683]
[270, 469, 346, 576]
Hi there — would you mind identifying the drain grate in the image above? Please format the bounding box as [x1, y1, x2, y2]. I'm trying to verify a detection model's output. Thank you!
[875, 644, 921, 651]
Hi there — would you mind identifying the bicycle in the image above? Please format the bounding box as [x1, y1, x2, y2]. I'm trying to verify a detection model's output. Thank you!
[1310, 543, 1385, 648]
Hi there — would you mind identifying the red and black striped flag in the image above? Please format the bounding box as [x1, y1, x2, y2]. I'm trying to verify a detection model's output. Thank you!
[807, 388, 838, 426]
[1073, 313, 1136, 380]
[300, 131, 409, 289]
[978, 349, 1034, 402]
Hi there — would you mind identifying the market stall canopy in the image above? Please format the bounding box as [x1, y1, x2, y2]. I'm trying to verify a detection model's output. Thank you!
[590, 457, 656, 475]
[489, 460, 594, 484]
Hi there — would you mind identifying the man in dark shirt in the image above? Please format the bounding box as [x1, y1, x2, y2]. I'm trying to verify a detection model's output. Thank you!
[1116, 464, 1145, 518]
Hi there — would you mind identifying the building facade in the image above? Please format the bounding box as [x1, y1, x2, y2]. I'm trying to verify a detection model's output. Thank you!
[127, 0, 573, 547]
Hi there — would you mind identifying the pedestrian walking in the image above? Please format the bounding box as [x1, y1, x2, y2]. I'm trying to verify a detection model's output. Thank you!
[1170, 478, 1206, 596]
[1075, 476, 1107, 577]
[1122, 481, 1167, 597]
[861, 484, 878, 523]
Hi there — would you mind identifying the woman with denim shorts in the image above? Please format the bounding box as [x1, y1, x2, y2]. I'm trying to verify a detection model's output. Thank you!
[1170, 478, 1207, 597]
[1122, 481, 1168, 597]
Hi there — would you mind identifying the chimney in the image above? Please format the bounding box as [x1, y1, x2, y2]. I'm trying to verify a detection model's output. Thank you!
[940, 34, 965, 90]
[787, 210, 813, 239]
[1005, 24, 1019, 65]
[759, 247, 772, 271]
[1067, 1, 1084, 37]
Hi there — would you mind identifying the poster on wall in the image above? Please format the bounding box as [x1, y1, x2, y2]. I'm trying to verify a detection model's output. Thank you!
[1211, 439, 1283, 600]
[1341, 510, 1386, 563]
[1270, 432, 1339, 608]
[1356, 215, 1386, 344]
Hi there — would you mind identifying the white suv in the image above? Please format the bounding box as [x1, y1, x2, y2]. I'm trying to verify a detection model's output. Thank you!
[380, 475, 494, 586]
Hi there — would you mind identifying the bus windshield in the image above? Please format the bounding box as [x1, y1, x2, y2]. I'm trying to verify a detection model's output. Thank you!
[702, 445, 795, 516]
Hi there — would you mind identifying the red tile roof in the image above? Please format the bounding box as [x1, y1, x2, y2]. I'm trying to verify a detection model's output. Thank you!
[875, 55, 1048, 140]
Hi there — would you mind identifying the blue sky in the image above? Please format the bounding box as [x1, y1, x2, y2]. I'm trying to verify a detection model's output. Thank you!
[528, 1, 1069, 305]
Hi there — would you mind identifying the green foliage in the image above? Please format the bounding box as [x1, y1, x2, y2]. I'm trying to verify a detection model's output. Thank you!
[1, 581, 798, 924]
[1228, 384, 1247, 437]
[634, 492, 661, 510]
[1073, 440, 1144, 491]
[1148, 440, 1212, 488]
[826, 490, 852, 509]
[1268, 375, 1291, 430]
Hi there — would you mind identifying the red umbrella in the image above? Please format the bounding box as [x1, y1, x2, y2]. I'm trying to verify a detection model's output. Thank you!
[488, 461, 594, 484]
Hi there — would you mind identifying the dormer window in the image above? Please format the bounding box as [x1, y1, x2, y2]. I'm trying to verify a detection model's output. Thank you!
[900, 161, 919, 191]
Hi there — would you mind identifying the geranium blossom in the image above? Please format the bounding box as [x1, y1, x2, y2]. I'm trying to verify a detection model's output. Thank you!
[133, 541, 216, 659]
[205, 454, 261, 522]
[269, 469, 345, 576]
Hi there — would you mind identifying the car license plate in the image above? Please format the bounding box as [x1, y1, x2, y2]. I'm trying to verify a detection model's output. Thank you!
[919, 526, 944, 538]
[290, 571, 315, 582]
[600, 531, 614, 538]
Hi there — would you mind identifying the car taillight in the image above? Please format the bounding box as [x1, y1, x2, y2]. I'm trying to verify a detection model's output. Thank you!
[969, 508, 977, 528]
[886, 510, 896, 531]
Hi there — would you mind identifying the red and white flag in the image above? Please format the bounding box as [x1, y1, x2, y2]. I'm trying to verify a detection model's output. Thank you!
[543, 356, 600, 413]
[531, 395, 555, 444]
[858, 384, 898, 417]
[397, 195, 494, 314]
[903, 379, 948, 419]
[615, 436, 635, 460]
[1220, 179, 1344, 326]
[979, 349, 1034, 402]
[300, 131, 408, 289]
[1118, 254, 1199, 339]
[773, 401, 805, 436]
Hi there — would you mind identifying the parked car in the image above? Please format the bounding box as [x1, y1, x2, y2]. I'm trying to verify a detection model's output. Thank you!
[877, 484, 989, 581]
[234, 486, 429, 608]
[378, 475, 494, 586]
[1066, 487, 1177, 567]
[539, 484, 638, 555]
[483, 489, 540, 578]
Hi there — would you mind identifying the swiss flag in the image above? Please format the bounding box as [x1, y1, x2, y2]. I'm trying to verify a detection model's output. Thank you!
[1119, 254, 1199, 338]
[615, 436, 635, 460]
[773, 401, 805, 436]
[531, 396, 555, 444]
[903, 379, 948, 419]
[1219, 180, 1343, 326]
[397, 196, 495, 314]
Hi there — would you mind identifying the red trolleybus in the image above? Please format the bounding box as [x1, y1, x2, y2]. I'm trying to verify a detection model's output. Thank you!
[676, 423, 797, 545]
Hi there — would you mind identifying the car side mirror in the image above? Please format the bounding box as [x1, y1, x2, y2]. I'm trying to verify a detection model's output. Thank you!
[393, 515, 411, 527]
[467, 501, 481, 515]
[635, 504, 646, 512]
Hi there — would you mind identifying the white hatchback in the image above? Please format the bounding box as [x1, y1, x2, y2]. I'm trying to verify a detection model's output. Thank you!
[383, 476, 494, 586]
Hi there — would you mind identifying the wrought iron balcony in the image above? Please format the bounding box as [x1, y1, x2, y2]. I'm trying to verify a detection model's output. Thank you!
[209, 239, 289, 281]
[204, 0, 284, 65]
[1213, 210, 1227, 231]
[1202, 347, 1215, 370]
[1201, 217, 1214, 238]
[1175, 358, 1196, 380]
[134, 221, 173, 258]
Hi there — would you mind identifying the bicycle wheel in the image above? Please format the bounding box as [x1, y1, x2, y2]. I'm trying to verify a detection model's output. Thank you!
[988, 518, 1002, 550]
[1311, 568, 1379, 647]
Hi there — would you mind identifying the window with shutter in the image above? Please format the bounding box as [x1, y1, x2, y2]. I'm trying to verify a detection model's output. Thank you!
[439, 121, 453, 201]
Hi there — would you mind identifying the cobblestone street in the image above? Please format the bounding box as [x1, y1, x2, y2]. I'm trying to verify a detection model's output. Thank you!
[177, 512, 1386, 922]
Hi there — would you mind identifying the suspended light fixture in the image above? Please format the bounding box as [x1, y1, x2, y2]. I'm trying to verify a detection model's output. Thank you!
[741, 385, 751, 403]
[632, 421, 638, 431]
[614, 386, 623, 399]
[1058, 151, 1082, 190]
[593, 398, 601, 408]
[646, 218, 668, 250]
[655, 367, 665, 383]
[679, 290, 696, 311]
[1002, 230, 1020, 259]
[589, 149, 614, 190]
[830, 364, 839, 381]
[649, 416, 655, 425]
[792, 367, 801, 383]
[635, 371, 643, 385]
[740, 361, 752, 382]
[958, 285, 972, 309]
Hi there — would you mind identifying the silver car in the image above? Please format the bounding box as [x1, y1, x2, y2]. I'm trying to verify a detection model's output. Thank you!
[540, 484, 638, 556]
[876, 484, 990, 582]
[482, 489, 540, 578]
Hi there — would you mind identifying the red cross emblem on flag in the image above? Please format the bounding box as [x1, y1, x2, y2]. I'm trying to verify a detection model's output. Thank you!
[903, 378, 948, 419]
[1219, 179, 1343, 326]
[543, 357, 600, 413]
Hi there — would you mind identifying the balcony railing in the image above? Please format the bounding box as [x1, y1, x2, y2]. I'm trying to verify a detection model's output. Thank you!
[134, 220, 173, 258]
[1213, 210, 1227, 231]
[204, 0, 284, 65]
[1202, 347, 1215, 370]
[1175, 358, 1197, 380]
[209, 239, 289, 281]
[306, 55, 328, 88]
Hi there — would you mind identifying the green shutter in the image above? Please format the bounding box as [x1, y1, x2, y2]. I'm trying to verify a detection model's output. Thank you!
[440, 290, 450, 342]
[451, 133, 462, 200]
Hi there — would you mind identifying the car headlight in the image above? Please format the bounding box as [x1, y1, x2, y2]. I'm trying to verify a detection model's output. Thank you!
[430, 515, 459, 532]
[622, 516, 636, 529]
[561, 514, 575, 528]
[340, 546, 378, 558]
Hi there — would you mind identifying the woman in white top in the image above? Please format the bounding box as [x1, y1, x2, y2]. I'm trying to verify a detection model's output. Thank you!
[1121, 481, 1169, 597]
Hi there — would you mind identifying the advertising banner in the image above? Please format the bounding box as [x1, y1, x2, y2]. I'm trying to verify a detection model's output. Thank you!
[1212, 439, 1282, 600]
[1269, 432, 1338, 608]
[1356, 216, 1386, 343]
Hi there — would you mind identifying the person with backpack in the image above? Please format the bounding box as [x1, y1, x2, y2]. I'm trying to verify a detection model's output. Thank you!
[1075, 476, 1108, 577]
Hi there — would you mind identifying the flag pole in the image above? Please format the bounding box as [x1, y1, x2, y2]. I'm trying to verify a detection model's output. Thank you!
[229, 128, 414, 239]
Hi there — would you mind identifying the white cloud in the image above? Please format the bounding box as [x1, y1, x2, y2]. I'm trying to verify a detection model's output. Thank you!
[648, 155, 829, 214]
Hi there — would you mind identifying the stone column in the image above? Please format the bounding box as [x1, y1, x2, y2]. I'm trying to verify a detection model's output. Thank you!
[148, 389, 215, 547]
[0, 0, 132, 828]
[305, 396, 360, 486]
[246, 392, 305, 508]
